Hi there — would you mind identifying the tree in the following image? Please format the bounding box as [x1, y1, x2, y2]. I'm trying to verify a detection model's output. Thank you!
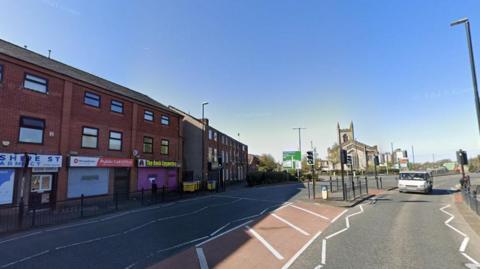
[258, 154, 278, 172]
[327, 143, 340, 167]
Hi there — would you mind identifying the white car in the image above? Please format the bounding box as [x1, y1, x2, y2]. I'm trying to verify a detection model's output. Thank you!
[398, 171, 433, 194]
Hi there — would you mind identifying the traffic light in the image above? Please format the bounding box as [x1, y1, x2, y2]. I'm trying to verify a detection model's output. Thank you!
[457, 150, 468, 165]
[307, 151, 314, 166]
[374, 156, 380, 166]
[346, 155, 353, 166]
[340, 149, 348, 164]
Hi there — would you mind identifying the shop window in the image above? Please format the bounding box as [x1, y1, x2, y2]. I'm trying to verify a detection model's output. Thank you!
[111, 100, 124, 113]
[161, 115, 170, 126]
[161, 139, 169, 155]
[84, 91, 100, 108]
[19, 116, 45, 144]
[109, 131, 122, 151]
[31, 174, 52, 192]
[143, 136, 153, 153]
[82, 127, 98, 148]
[0, 64, 3, 82]
[23, 73, 48, 93]
[144, 110, 154, 121]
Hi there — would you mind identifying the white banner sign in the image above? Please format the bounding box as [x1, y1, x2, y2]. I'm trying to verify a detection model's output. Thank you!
[0, 153, 24, 168]
[28, 155, 62, 168]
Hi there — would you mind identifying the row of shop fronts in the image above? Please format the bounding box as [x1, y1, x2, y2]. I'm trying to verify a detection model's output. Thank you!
[0, 153, 180, 208]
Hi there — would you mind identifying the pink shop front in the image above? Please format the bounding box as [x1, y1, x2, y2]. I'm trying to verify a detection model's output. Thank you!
[137, 159, 180, 191]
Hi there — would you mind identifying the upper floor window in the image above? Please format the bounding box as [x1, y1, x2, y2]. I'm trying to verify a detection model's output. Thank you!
[161, 115, 170, 126]
[109, 131, 122, 151]
[84, 92, 100, 108]
[111, 100, 124, 113]
[23, 73, 48, 93]
[143, 136, 153, 153]
[161, 139, 169, 155]
[208, 130, 212, 140]
[214, 132, 217, 141]
[0, 64, 3, 82]
[82, 127, 98, 149]
[19, 116, 44, 144]
[144, 110, 154, 121]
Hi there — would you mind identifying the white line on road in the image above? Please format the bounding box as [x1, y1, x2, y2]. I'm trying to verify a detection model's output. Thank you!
[272, 213, 310, 236]
[330, 209, 348, 224]
[196, 248, 209, 269]
[156, 236, 209, 253]
[274, 202, 293, 212]
[196, 220, 254, 247]
[319, 205, 364, 266]
[280, 230, 323, 269]
[0, 231, 44, 246]
[246, 225, 284, 260]
[440, 204, 479, 265]
[289, 205, 329, 220]
[210, 222, 231, 237]
[1, 250, 50, 268]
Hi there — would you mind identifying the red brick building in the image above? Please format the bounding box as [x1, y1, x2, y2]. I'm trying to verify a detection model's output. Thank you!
[0, 39, 183, 208]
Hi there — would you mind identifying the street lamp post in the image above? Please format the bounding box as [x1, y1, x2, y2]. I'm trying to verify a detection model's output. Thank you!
[292, 127, 306, 179]
[201, 102, 208, 187]
[451, 18, 480, 135]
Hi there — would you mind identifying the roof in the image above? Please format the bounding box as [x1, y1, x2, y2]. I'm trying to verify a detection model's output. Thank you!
[0, 39, 179, 115]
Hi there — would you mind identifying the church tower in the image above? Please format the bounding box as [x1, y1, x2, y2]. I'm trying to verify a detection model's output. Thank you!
[338, 121, 354, 145]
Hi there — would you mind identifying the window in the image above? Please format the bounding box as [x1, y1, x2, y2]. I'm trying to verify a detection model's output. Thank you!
[0, 64, 3, 82]
[82, 127, 98, 148]
[208, 147, 213, 162]
[214, 148, 217, 162]
[214, 132, 217, 141]
[84, 92, 100, 107]
[23, 73, 48, 93]
[161, 115, 170, 125]
[144, 110, 154, 121]
[109, 131, 122, 151]
[161, 139, 169, 155]
[30, 174, 52, 193]
[208, 130, 212, 140]
[143, 136, 153, 153]
[19, 116, 45, 144]
[111, 100, 124, 113]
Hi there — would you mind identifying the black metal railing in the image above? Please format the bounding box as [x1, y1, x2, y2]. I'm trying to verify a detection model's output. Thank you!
[462, 185, 479, 217]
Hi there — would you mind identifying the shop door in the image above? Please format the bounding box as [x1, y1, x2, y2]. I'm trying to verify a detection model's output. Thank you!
[29, 174, 55, 209]
[114, 168, 130, 200]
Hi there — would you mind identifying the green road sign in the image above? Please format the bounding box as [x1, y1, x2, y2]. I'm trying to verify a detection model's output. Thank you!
[282, 151, 301, 169]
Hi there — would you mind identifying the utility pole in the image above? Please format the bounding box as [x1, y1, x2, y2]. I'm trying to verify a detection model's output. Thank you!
[293, 127, 306, 178]
[201, 102, 209, 186]
[364, 145, 368, 179]
[411, 145, 415, 170]
[337, 123, 346, 200]
[451, 18, 480, 136]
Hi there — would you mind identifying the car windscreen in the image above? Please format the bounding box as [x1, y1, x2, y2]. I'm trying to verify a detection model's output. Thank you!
[399, 173, 426, 180]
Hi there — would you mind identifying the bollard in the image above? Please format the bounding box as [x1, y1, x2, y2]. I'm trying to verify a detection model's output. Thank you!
[80, 194, 84, 217]
[376, 177, 379, 189]
[330, 178, 333, 193]
[352, 181, 356, 198]
[358, 178, 362, 195]
[380, 177, 383, 189]
[365, 177, 368, 194]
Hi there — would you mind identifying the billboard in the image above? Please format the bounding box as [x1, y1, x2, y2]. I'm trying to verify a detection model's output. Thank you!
[282, 151, 301, 169]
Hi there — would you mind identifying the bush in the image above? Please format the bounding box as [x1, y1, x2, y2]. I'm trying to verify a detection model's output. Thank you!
[246, 171, 298, 187]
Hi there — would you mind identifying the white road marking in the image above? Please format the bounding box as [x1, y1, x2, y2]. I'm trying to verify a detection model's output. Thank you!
[289, 205, 329, 220]
[0, 231, 44, 245]
[440, 204, 479, 265]
[196, 248, 209, 269]
[330, 209, 348, 223]
[1, 250, 50, 268]
[123, 220, 157, 234]
[156, 236, 209, 253]
[55, 233, 121, 250]
[196, 220, 254, 247]
[210, 222, 231, 237]
[320, 205, 364, 266]
[274, 202, 293, 212]
[272, 213, 310, 236]
[246, 225, 284, 260]
[280, 230, 323, 269]
[214, 194, 284, 203]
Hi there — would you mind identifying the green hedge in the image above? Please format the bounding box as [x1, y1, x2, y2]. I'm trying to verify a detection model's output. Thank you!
[246, 171, 298, 187]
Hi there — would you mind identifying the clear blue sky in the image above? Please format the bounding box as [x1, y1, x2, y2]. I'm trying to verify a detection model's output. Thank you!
[2, 0, 480, 162]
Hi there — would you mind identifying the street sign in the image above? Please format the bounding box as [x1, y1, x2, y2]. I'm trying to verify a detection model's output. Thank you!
[282, 151, 301, 169]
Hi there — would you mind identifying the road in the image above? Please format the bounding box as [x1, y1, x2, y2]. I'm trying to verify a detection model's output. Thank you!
[290, 174, 480, 269]
[0, 175, 479, 269]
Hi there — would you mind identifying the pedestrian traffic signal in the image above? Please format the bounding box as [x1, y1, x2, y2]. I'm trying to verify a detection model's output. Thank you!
[346, 155, 353, 165]
[340, 149, 348, 164]
[307, 151, 314, 166]
[457, 150, 468, 165]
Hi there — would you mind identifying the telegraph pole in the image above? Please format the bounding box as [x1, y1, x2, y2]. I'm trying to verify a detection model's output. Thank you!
[293, 127, 306, 178]
[337, 123, 346, 200]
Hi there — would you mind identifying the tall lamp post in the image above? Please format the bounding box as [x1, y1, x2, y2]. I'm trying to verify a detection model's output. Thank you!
[201, 102, 209, 186]
[292, 127, 306, 178]
[451, 18, 480, 135]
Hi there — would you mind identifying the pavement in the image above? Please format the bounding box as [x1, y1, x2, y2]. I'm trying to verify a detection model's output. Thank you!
[0, 174, 479, 269]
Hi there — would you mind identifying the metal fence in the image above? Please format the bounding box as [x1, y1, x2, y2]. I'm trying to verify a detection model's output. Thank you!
[0, 185, 223, 235]
[462, 185, 479, 216]
[316, 176, 397, 201]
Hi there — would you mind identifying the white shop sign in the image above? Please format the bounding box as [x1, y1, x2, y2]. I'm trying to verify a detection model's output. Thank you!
[0, 153, 24, 168]
[28, 155, 62, 168]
